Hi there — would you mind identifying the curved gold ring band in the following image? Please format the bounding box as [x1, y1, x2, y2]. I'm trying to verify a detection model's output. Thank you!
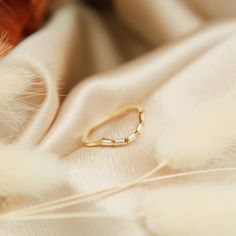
[82, 105, 144, 147]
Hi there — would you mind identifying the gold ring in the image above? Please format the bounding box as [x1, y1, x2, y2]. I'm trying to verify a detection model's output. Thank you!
[82, 105, 144, 147]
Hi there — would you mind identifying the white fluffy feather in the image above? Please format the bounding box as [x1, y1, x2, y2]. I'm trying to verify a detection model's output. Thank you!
[0, 61, 33, 104]
[156, 88, 236, 169]
[143, 184, 236, 236]
[0, 53, 64, 198]
[0, 144, 65, 197]
[0, 59, 39, 139]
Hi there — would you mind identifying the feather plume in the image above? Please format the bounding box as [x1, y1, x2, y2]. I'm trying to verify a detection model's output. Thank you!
[0, 144, 65, 198]
[143, 184, 236, 236]
[0, 60, 39, 140]
[156, 88, 236, 169]
[0, 60, 33, 104]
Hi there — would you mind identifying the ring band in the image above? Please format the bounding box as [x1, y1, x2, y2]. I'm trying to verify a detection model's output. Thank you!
[82, 105, 144, 147]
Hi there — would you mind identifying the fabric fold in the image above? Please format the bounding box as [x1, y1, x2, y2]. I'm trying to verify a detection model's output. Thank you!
[1, 1, 236, 236]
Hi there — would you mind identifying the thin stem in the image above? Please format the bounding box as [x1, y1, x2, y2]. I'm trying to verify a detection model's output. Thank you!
[2, 164, 236, 221]
[1, 161, 167, 219]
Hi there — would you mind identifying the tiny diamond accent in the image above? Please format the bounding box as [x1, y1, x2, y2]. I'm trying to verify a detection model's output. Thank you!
[101, 138, 113, 146]
[82, 105, 144, 147]
[127, 133, 137, 143]
[136, 123, 144, 134]
[139, 112, 144, 122]
[115, 138, 126, 146]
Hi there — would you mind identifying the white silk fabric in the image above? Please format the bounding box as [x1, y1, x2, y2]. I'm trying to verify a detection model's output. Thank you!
[1, 0, 236, 235]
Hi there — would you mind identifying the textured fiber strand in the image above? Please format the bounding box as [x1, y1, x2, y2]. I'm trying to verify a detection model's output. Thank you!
[4, 212, 143, 222]
[2, 165, 236, 221]
[1, 161, 167, 220]
[0, 61, 38, 139]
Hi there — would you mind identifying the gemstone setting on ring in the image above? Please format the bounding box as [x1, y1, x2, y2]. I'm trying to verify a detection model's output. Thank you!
[82, 105, 145, 147]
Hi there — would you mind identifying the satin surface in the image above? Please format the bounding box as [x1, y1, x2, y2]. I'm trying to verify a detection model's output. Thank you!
[1, 0, 236, 235]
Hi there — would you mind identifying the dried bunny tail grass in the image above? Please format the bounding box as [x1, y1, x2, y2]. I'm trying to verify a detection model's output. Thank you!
[0, 143, 65, 198]
[0, 57, 64, 198]
[0, 60, 44, 139]
[0, 32, 11, 58]
[6, 179, 236, 224]
[4, 211, 142, 222]
[2, 166, 236, 222]
[0, 61, 34, 104]
[1, 161, 168, 220]
[156, 88, 236, 169]
[143, 184, 236, 236]
[3, 164, 236, 221]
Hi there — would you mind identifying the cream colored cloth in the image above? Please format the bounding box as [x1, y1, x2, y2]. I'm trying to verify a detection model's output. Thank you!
[1, 0, 236, 235]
